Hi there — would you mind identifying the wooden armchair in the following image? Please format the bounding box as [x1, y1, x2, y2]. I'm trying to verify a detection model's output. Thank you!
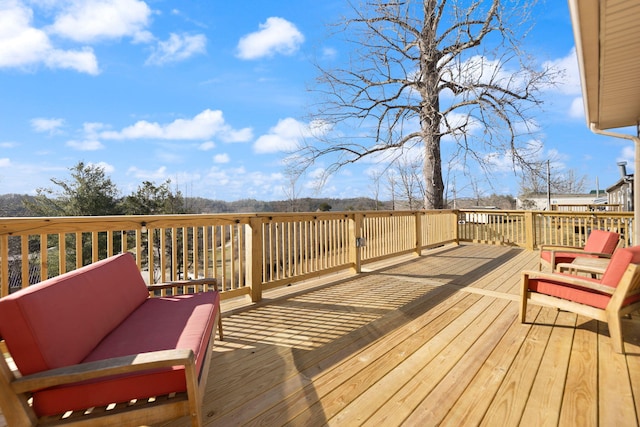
[522, 246, 640, 354]
[538, 229, 620, 271]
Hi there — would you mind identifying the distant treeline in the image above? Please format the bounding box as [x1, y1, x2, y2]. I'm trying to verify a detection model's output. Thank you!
[0, 193, 516, 217]
[0, 194, 394, 217]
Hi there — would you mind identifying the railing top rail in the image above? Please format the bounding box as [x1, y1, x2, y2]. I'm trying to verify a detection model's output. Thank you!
[528, 210, 632, 218]
[0, 210, 463, 235]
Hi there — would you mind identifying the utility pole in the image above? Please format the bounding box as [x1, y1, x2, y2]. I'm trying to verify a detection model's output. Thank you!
[547, 159, 551, 210]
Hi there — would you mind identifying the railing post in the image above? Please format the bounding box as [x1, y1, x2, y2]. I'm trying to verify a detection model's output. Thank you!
[246, 217, 263, 302]
[414, 211, 423, 255]
[452, 210, 460, 245]
[525, 211, 536, 251]
[350, 213, 363, 274]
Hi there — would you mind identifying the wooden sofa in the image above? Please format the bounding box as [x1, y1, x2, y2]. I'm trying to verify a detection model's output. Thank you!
[0, 253, 223, 426]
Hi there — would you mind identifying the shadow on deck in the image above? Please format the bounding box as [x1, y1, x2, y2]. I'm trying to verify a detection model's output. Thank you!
[156, 244, 640, 425]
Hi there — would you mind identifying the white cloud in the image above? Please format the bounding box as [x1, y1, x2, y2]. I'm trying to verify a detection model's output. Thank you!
[214, 153, 230, 163]
[0, 158, 10, 167]
[45, 47, 99, 74]
[65, 139, 105, 150]
[569, 96, 585, 118]
[88, 161, 114, 173]
[31, 117, 64, 133]
[236, 17, 304, 60]
[49, 0, 152, 43]
[543, 48, 582, 95]
[254, 117, 328, 154]
[221, 127, 254, 143]
[619, 146, 635, 173]
[155, 148, 183, 163]
[203, 166, 285, 199]
[441, 51, 577, 99]
[304, 166, 330, 192]
[146, 33, 206, 65]
[127, 165, 168, 180]
[100, 109, 253, 141]
[322, 47, 337, 60]
[0, 1, 99, 74]
[199, 141, 215, 150]
[0, 2, 50, 66]
[442, 55, 504, 88]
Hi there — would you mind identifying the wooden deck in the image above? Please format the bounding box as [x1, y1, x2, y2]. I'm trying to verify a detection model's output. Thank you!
[154, 243, 640, 427]
[3, 243, 640, 426]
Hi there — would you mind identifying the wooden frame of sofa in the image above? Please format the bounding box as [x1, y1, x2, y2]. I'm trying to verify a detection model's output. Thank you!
[521, 264, 640, 354]
[0, 278, 222, 427]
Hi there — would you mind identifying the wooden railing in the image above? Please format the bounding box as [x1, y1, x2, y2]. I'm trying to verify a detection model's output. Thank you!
[0, 209, 632, 301]
[457, 209, 633, 250]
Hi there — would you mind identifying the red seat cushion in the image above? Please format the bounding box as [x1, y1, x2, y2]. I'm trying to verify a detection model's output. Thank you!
[528, 275, 611, 309]
[32, 291, 220, 417]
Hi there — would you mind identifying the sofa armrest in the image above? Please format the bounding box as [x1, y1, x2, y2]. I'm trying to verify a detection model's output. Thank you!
[147, 278, 218, 293]
[11, 348, 195, 394]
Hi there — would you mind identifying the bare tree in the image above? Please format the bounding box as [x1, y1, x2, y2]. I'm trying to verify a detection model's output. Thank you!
[519, 161, 588, 196]
[368, 168, 385, 210]
[301, 0, 558, 209]
[394, 157, 426, 209]
[282, 160, 304, 212]
[386, 170, 398, 210]
[553, 169, 588, 194]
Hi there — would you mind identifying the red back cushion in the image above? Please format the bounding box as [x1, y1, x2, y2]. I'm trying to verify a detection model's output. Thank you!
[0, 253, 149, 375]
[583, 230, 619, 254]
[600, 246, 640, 288]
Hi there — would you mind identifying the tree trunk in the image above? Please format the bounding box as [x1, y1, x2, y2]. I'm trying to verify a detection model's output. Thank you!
[423, 131, 444, 209]
[421, 0, 444, 210]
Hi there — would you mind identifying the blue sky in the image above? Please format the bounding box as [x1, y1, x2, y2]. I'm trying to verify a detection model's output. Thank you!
[0, 0, 635, 203]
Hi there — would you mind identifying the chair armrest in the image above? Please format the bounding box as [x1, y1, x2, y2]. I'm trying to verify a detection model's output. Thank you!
[11, 348, 195, 394]
[542, 247, 612, 258]
[147, 278, 218, 293]
[522, 270, 616, 295]
[539, 244, 583, 251]
[556, 262, 607, 275]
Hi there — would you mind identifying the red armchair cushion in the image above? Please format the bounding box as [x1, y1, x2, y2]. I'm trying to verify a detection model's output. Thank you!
[540, 230, 619, 267]
[529, 246, 640, 310]
[600, 246, 640, 287]
[0, 253, 149, 375]
[583, 229, 620, 254]
[528, 275, 611, 309]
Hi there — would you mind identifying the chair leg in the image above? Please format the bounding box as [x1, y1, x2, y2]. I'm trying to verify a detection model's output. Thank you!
[520, 274, 529, 323]
[607, 314, 625, 354]
[218, 315, 224, 341]
[520, 295, 528, 323]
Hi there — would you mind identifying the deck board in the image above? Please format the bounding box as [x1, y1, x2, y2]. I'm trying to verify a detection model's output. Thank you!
[4, 243, 636, 427]
[157, 243, 640, 427]
[559, 315, 598, 427]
